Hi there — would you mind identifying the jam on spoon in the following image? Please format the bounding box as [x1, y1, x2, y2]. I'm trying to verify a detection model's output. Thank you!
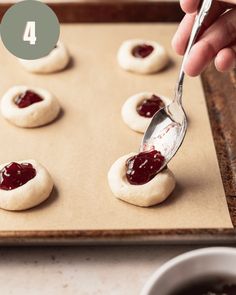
[15, 90, 43, 108]
[137, 94, 164, 118]
[0, 162, 36, 190]
[126, 150, 165, 185]
[132, 44, 154, 58]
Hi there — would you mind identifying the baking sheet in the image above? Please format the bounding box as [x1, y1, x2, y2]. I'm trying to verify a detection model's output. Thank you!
[0, 24, 233, 230]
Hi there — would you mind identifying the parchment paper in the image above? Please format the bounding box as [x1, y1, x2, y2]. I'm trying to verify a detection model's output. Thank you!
[0, 24, 233, 230]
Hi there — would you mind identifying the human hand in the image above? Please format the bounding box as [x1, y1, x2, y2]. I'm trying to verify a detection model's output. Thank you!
[172, 0, 236, 76]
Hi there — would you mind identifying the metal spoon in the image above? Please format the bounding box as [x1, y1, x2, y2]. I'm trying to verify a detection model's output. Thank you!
[140, 0, 213, 171]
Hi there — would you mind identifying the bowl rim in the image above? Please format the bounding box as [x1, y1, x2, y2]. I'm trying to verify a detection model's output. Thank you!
[140, 247, 236, 295]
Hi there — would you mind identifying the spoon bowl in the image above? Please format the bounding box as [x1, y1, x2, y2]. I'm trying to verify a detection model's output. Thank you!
[141, 100, 187, 168]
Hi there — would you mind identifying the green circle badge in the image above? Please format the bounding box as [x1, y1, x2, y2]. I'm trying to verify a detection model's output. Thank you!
[0, 0, 60, 60]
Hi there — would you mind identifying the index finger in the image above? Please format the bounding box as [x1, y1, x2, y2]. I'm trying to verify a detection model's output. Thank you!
[180, 0, 236, 14]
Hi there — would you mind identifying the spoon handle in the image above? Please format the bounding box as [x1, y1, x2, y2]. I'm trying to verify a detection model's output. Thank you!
[175, 0, 213, 101]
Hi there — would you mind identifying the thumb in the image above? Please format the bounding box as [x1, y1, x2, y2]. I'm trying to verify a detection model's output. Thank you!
[181, 0, 235, 14]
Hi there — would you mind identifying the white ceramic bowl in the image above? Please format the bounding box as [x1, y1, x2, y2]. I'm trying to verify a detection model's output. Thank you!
[141, 247, 236, 295]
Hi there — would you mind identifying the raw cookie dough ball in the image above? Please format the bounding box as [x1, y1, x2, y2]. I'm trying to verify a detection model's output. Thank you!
[18, 42, 70, 74]
[117, 39, 169, 74]
[108, 153, 176, 207]
[0, 160, 54, 211]
[122, 92, 170, 133]
[0, 85, 60, 128]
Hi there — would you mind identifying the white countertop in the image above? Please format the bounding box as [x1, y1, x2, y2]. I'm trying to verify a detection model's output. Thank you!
[0, 244, 223, 295]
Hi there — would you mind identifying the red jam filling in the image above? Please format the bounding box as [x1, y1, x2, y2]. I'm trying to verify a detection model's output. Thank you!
[15, 90, 43, 108]
[126, 150, 165, 185]
[132, 44, 154, 58]
[137, 95, 164, 118]
[0, 162, 36, 190]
